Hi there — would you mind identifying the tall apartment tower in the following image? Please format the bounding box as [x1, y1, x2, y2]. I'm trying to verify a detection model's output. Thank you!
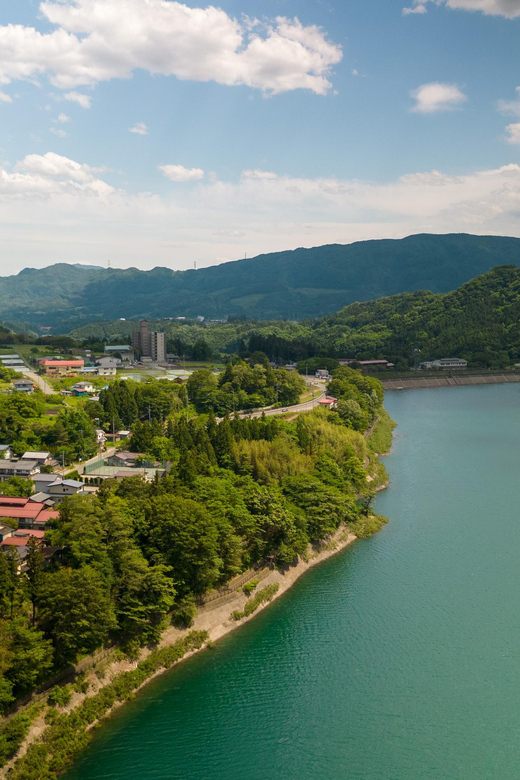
[131, 320, 166, 363]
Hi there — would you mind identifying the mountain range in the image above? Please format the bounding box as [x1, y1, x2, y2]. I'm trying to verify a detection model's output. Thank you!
[3, 233, 520, 332]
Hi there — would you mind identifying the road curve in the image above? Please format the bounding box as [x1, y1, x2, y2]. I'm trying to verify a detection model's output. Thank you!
[240, 392, 326, 419]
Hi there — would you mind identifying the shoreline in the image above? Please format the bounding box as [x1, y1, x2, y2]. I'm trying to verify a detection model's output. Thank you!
[2, 410, 394, 778]
[381, 373, 520, 391]
[0, 526, 360, 780]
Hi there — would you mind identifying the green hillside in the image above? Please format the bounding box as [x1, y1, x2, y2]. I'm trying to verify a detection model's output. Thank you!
[308, 264, 520, 367]
[69, 265, 520, 369]
[3, 233, 520, 332]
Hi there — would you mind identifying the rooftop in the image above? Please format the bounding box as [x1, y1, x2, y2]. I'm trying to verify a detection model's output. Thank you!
[39, 359, 84, 367]
[22, 451, 50, 460]
[49, 479, 83, 488]
[113, 451, 144, 461]
[0, 459, 39, 471]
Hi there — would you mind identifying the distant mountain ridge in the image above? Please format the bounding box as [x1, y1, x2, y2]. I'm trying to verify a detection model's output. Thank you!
[2, 233, 520, 332]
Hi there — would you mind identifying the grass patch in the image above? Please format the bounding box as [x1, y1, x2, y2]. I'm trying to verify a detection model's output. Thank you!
[231, 584, 279, 620]
[7, 631, 208, 780]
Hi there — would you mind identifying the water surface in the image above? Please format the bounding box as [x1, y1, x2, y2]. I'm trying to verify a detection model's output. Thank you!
[66, 385, 520, 780]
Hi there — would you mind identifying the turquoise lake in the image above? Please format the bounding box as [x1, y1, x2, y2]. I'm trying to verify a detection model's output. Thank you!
[66, 385, 520, 780]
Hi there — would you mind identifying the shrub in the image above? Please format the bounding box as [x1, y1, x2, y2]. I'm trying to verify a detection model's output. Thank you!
[72, 675, 90, 695]
[231, 584, 280, 621]
[243, 579, 259, 595]
[47, 685, 72, 708]
[0, 704, 42, 768]
[8, 632, 208, 780]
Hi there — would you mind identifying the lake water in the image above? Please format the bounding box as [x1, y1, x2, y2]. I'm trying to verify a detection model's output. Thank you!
[65, 385, 520, 780]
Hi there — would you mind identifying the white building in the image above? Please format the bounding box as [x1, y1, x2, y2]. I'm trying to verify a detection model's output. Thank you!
[97, 365, 117, 377]
[430, 358, 468, 369]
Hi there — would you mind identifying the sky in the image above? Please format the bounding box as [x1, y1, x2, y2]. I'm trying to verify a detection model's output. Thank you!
[1, 0, 520, 274]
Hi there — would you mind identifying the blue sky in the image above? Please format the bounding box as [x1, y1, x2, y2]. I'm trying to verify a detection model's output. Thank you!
[0, 0, 520, 272]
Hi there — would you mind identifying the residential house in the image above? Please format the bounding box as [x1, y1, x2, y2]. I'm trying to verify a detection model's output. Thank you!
[315, 369, 330, 380]
[96, 357, 119, 369]
[104, 430, 131, 443]
[29, 492, 56, 507]
[1, 529, 45, 561]
[96, 365, 117, 377]
[12, 378, 35, 393]
[72, 381, 95, 396]
[107, 451, 146, 468]
[1, 529, 61, 568]
[0, 445, 12, 459]
[39, 359, 84, 376]
[0, 459, 40, 482]
[0, 497, 59, 530]
[0, 523, 14, 542]
[21, 451, 53, 467]
[32, 473, 60, 492]
[46, 479, 85, 501]
[318, 396, 338, 409]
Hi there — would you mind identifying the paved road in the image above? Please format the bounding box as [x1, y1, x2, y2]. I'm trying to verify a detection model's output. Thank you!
[19, 369, 54, 395]
[66, 446, 117, 477]
[241, 392, 325, 419]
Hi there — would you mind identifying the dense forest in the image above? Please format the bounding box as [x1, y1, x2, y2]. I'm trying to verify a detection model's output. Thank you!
[3, 233, 520, 330]
[0, 367, 385, 730]
[69, 265, 520, 369]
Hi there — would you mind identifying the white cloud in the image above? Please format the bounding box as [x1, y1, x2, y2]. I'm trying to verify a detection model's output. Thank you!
[3, 152, 520, 272]
[57, 113, 71, 123]
[129, 122, 148, 136]
[63, 91, 91, 108]
[50, 127, 67, 138]
[159, 165, 204, 182]
[498, 86, 520, 117]
[3, 152, 113, 196]
[242, 170, 279, 180]
[0, 1, 342, 100]
[403, 4, 428, 14]
[411, 82, 467, 113]
[505, 123, 520, 144]
[403, 0, 520, 17]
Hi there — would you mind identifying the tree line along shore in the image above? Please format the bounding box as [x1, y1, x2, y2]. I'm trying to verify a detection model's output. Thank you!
[0, 363, 394, 779]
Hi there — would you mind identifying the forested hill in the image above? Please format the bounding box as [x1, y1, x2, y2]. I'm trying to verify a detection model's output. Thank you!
[308, 264, 520, 366]
[4, 233, 520, 331]
[71, 265, 520, 369]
